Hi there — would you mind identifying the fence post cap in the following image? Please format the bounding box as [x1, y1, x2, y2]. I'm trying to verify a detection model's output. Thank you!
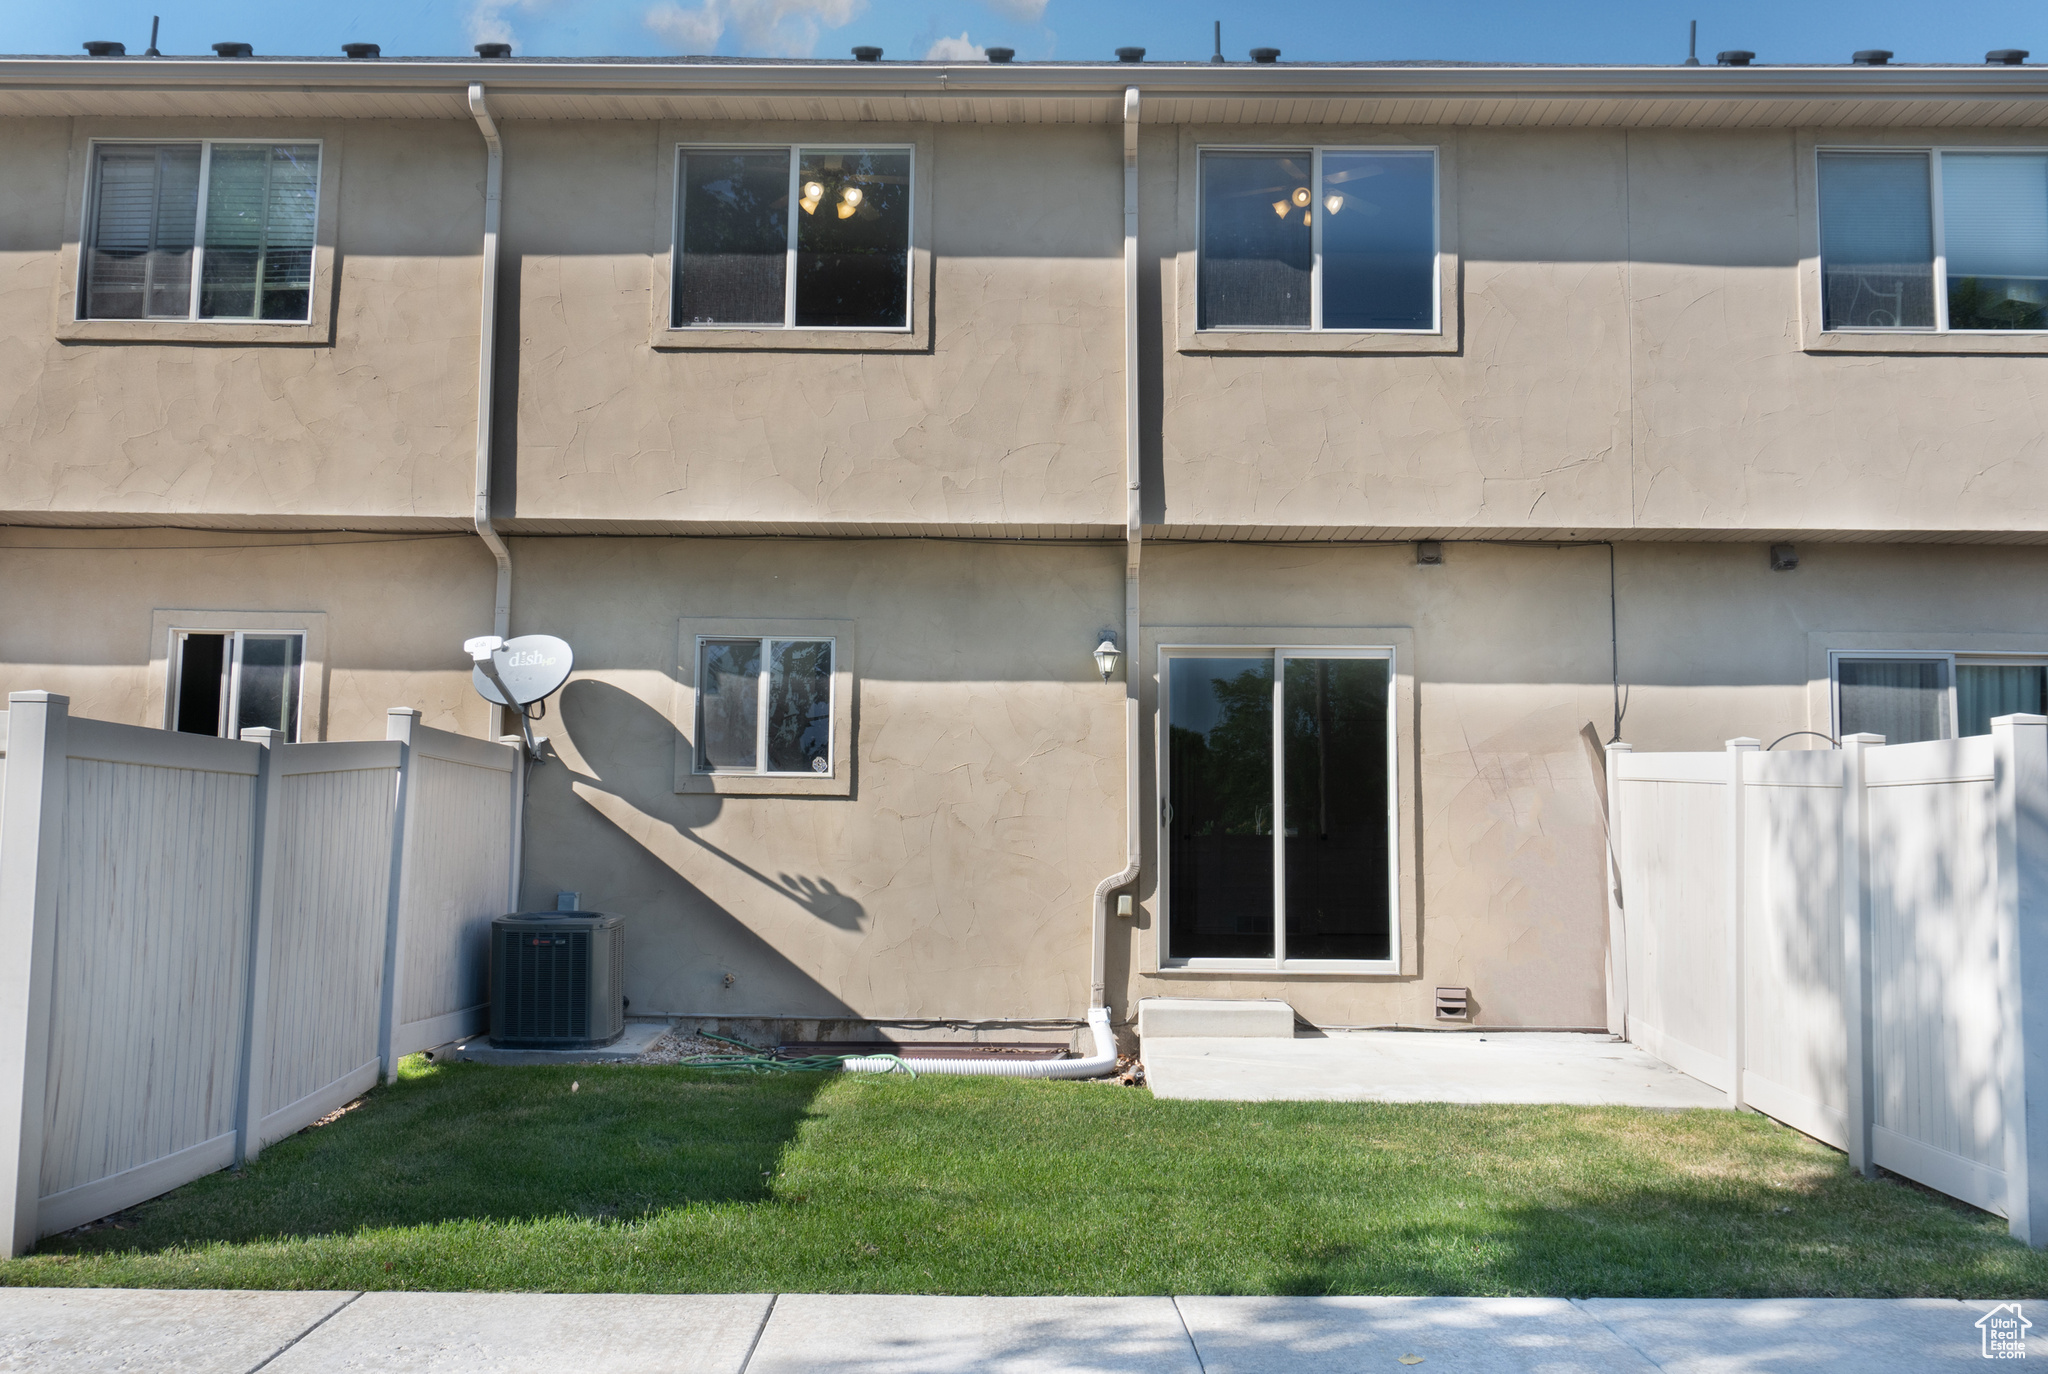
[385, 708, 422, 720]
[1841, 731, 1886, 745]
[1990, 713, 2048, 728]
[1726, 736, 1762, 750]
[6, 691, 68, 707]
[239, 727, 280, 747]
[1604, 740, 1633, 753]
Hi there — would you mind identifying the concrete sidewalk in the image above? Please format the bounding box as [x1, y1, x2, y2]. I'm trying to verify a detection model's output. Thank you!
[0, 1288, 2036, 1372]
[1142, 1031, 1729, 1107]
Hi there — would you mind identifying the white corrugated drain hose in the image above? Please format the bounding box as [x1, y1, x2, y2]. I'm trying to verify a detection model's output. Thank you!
[839, 1006, 1117, 1079]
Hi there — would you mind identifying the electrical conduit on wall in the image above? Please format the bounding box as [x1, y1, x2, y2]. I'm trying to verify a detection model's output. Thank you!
[848, 86, 1142, 1081]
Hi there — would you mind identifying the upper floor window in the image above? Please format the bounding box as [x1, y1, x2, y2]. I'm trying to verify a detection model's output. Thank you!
[1819, 148, 2048, 332]
[82, 141, 320, 323]
[1197, 147, 1438, 333]
[671, 145, 911, 331]
[171, 629, 306, 742]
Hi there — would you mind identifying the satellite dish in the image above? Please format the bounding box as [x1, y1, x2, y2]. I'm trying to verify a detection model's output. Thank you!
[467, 634, 574, 707]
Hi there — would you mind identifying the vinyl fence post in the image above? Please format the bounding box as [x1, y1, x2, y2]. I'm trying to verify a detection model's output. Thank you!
[378, 710, 421, 1083]
[1993, 712, 2048, 1245]
[1603, 741, 1632, 1039]
[235, 728, 283, 1164]
[1839, 732, 1883, 1179]
[1725, 738, 1760, 1110]
[0, 693, 69, 1258]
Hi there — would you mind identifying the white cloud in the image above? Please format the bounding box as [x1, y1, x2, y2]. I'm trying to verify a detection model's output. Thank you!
[925, 30, 985, 61]
[466, 0, 556, 48]
[983, 0, 1047, 20]
[645, 0, 725, 51]
[644, 0, 867, 58]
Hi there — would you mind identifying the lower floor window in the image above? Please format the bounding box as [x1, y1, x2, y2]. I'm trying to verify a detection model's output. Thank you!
[1836, 654, 2048, 744]
[696, 636, 834, 775]
[171, 630, 305, 741]
[1164, 648, 1395, 966]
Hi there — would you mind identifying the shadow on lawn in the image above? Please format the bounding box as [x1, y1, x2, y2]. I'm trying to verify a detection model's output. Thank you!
[42, 1061, 834, 1254]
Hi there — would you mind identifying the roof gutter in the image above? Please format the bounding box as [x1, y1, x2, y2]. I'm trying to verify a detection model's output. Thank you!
[8, 58, 2048, 106]
[467, 82, 512, 649]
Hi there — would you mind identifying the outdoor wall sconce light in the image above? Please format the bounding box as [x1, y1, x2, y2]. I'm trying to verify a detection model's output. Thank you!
[1094, 634, 1123, 682]
[1770, 543, 1799, 572]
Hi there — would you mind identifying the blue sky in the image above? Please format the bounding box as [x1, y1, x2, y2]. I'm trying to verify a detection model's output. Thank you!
[8, 0, 2046, 67]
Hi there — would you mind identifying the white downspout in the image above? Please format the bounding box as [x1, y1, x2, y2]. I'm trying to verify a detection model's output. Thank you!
[468, 84, 513, 649]
[847, 86, 1141, 1082]
[1090, 83, 1143, 1006]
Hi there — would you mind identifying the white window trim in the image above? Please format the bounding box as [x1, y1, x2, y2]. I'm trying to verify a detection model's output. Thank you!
[692, 633, 837, 777]
[1828, 648, 2048, 741]
[673, 616, 855, 797]
[668, 142, 915, 334]
[1157, 643, 1401, 975]
[1194, 142, 1442, 336]
[1814, 142, 2048, 337]
[169, 628, 308, 742]
[147, 609, 327, 743]
[77, 137, 325, 325]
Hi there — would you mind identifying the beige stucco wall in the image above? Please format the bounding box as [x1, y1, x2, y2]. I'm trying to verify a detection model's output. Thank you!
[0, 118, 482, 526]
[10, 531, 2048, 1027]
[10, 115, 2048, 538]
[1150, 123, 2048, 538]
[0, 528, 495, 735]
[496, 121, 1127, 530]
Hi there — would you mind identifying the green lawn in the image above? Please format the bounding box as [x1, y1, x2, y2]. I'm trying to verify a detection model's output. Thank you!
[4, 1055, 2043, 1296]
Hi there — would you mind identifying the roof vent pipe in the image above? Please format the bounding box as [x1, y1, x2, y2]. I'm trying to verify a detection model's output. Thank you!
[1116, 46, 1145, 62]
[342, 43, 381, 59]
[1212, 20, 1224, 63]
[211, 41, 253, 57]
[1988, 49, 2029, 65]
[82, 41, 125, 56]
[852, 45, 882, 60]
[1717, 50, 1755, 66]
[1684, 19, 1699, 65]
[145, 16, 160, 57]
[475, 42, 511, 58]
[1250, 47, 1280, 63]
[1852, 49, 1892, 65]
[986, 46, 1014, 62]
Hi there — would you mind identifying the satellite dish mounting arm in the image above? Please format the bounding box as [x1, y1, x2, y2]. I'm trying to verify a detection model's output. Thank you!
[464, 635, 544, 760]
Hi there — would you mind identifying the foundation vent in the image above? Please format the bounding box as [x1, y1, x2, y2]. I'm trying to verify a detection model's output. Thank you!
[1435, 987, 1470, 1021]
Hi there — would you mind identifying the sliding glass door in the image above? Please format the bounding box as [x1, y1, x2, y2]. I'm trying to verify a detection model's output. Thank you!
[1164, 647, 1396, 969]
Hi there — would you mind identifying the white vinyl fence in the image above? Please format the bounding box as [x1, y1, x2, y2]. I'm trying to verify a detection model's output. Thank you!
[0, 693, 521, 1256]
[1607, 714, 2048, 1245]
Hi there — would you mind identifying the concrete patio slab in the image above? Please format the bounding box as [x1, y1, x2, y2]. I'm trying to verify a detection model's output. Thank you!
[1578, 1297, 2044, 1370]
[0, 1287, 354, 1374]
[745, 1294, 1202, 1374]
[444, 1017, 673, 1065]
[1176, 1295, 1659, 1373]
[266, 1291, 774, 1373]
[1143, 1030, 1729, 1106]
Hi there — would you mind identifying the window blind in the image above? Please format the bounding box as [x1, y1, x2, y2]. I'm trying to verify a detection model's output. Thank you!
[200, 144, 319, 320]
[85, 144, 200, 319]
[1941, 154, 2048, 281]
[1818, 152, 1935, 328]
[1838, 657, 1949, 744]
[82, 141, 317, 322]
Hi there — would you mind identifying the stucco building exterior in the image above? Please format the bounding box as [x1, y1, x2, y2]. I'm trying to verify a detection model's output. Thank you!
[6, 51, 2048, 1037]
